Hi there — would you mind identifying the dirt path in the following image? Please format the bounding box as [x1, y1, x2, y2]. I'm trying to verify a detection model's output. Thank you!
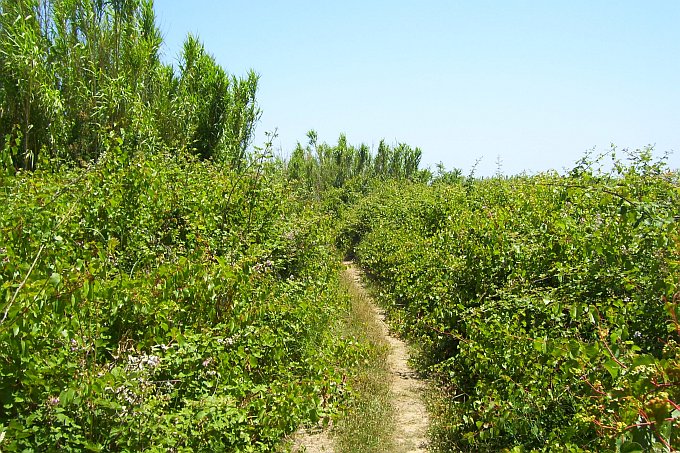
[344, 262, 429, 453]
[294, 263, 429, 452]
[291, 427, 334, 453]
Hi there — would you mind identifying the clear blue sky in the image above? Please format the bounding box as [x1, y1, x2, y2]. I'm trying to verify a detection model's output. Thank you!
[155, 1, 679, 176]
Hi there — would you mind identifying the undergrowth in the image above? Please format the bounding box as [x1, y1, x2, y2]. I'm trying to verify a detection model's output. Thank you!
[340, 149, 680, 451]
[0, 146, 361, 451]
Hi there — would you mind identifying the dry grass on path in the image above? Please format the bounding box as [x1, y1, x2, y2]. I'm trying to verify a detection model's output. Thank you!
[342, 263, 429, 453]
[291, 262, 429, 453]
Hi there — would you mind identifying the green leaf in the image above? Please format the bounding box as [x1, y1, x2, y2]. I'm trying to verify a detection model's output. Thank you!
[568, 340, 580, 359]
[533, 338, 544, 353]
[620, 441, 644, 453]
[59, 388, 75, 405]
[49, 272, 61, 286]
[584, 344, 599, 359]
[603, 359, 620, 379]
[570, 304, 578, 318]
[588, 310, 595, 324]
[631, 354, 655, 368]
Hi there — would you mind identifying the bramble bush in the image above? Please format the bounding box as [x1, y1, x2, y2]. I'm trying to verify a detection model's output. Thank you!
[0, 2, 376, 450]
[340, 149, 680, 451]
[0, 136, 360, 451]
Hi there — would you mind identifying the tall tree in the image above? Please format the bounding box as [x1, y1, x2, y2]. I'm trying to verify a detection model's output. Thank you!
[0, 0, 259, 170]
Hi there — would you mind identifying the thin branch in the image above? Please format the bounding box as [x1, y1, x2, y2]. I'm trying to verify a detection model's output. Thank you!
[0, 193, 80, 327]
[581, 375, 606, 396]
[600, 337, 628, 370]
[1, 244, 46, 325]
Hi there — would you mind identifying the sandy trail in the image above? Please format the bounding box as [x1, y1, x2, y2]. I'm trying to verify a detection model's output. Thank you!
[344, 263, 429, 453]
[294, 262, 429, 453]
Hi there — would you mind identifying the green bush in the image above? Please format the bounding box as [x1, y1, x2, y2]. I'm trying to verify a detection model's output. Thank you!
[0, 141, 353, 451]
[346, 150, 680, 451]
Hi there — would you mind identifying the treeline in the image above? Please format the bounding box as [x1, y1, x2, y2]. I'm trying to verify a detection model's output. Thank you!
[285, 131, 429, 193]
[0, 0, 258, 171]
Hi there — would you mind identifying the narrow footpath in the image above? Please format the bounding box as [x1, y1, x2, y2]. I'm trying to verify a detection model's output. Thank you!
[294, 262, 429, 452]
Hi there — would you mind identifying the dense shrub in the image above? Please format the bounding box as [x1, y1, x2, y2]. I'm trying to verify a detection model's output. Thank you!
[0, 141, 355, 451]
[343, 150, 680, 451]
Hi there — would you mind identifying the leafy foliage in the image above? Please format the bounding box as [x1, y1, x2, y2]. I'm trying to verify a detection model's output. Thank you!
[342, 149, 680, 451]
[285, 132, 429, 195]
[0, 3, 381, 451]
[0, 0, 259, 170]
[0, 138, 359, 451]
[4, 3, 679, 451]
